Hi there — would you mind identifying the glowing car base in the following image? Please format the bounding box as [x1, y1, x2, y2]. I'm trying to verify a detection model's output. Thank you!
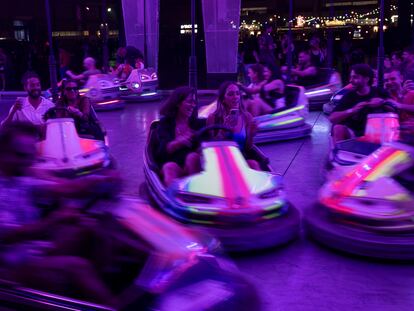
[34, 119, 112, 177]
[306, 142, 414, 260]
[144, 121, 300, 251]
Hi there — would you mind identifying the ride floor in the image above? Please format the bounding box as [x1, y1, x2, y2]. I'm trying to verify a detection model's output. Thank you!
[1, 98, 413, 311]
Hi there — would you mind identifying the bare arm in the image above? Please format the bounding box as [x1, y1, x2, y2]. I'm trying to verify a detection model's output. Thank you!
[292, 66, 317, 78]
[329, 102, 367, 125]
[66, 70, 85, 81]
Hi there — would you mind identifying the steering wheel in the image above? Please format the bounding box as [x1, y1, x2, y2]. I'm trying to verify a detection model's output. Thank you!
[44, 106, 72, 120]
[193, 124, 235, 142]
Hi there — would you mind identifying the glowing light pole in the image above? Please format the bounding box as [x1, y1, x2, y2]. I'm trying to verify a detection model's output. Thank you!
[287, 0, 293, 83]
[189, 0, 197, 91]
[45, 0, 58, 101]
[377, 0, 385, 89]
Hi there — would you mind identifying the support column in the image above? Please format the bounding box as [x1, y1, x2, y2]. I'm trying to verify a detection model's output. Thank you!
[121, 0, 160, 69]
[201, 0, 241, 74]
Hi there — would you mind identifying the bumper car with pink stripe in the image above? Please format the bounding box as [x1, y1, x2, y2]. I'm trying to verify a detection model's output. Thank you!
[34, 118, 112, 178]
[0, 197, 259, 310]
[144, 122, 300, 251]
[306, 136, 414, 260]
[328, 111, 400, 170]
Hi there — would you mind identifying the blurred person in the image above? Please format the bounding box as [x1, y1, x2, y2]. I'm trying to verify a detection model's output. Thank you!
[66, 57, 101, 86]
[0, 48, 6, 91]
[391, 51, 402, 70]
[241, 64, 285, 116]
[58, 48, 71, 80]
[114, 60, 133, 80]
[44, 79, 104, 140]
[384, 70, 404, 102]
[256, 25, 277, 66]
[282, 50, 318, 87]
[1, 72, 54, 129]
[0, 122, 118, 306]
[401, 47, 414, 81]
[135, 56, 145, 70]
[207, 81, 260, 170]
[329, 64, 391, 143]
[156, 87, 204, 186]
[278, 33, 295, 66]
[241, 34, 259, 83]
[309, 36, 326, 67]
[384, 56, 393, 71]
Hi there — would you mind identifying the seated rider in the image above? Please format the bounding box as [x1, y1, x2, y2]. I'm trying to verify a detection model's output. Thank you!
[66, 57, 101, 86]
[207, 81, 260, 170]
[282, 50, 318, 88]
[1, 72, 54, 131]
[155, 87, 205, 186]
[44, 79, 104, 141]
[329, 64, 391, 143]
[241, 64, 285, 116]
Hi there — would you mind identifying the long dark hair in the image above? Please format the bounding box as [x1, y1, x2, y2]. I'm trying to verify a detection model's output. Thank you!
[248, 63, 265, 83]
[59, 79, 81, 106]
[160, 86, 197, 122]
[212, 81, 249, 125]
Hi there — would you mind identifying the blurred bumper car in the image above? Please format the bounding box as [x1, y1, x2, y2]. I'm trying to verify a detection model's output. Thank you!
[304, 68, 342, 111]
[329, 112, 400, 170]
[34, 118, 112, 178]
[119, 69, 161, 102]
[305, 139, 414, 260]
[0, 197, 259, 310]
[144, 122, 300, 251]
[80, 74, 125, 111]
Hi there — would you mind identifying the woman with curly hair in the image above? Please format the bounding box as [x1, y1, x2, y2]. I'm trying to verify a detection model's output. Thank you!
[156, 86, 205, 186]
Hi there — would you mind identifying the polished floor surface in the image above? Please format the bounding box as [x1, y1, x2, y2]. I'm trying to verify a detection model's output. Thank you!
[1, 98, 413, 311]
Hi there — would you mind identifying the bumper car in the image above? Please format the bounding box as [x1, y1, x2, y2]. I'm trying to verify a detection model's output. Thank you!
[144, 123, 300, 252]
[322, 85, 352, 115]
[305, 137, 414, 260]
[34, 117, 112, 178]
[0, 197, 259, 310]
[80, 74, 125, 111]
[198, 85, 312, 144]
[303, 68, 342, 111]
[328, 110, 400, 170]
[119, 68, 161, 102]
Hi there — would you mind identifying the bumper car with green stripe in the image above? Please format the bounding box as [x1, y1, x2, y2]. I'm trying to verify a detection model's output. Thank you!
[199, 85, 312, 144]
[144, 122, 300, 251]
[306, 139, 414, 260]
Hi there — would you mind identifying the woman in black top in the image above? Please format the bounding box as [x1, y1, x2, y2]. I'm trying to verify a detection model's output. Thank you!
[156, 87, 204, 186]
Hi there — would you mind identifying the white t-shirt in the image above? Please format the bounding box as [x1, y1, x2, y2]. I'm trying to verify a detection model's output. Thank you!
[9, 97, 55, 125]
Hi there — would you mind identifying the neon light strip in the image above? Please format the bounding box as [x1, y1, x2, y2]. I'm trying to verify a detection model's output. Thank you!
[141, 92, 158, 96]
[305, 88, 331, 96]
[269, 117, 304, 127]
[97, 100, 120, 105]
[268, 105, 305, 117]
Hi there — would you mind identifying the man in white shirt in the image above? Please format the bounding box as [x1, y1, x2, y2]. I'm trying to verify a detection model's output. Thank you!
[1, 72, 55, 128]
